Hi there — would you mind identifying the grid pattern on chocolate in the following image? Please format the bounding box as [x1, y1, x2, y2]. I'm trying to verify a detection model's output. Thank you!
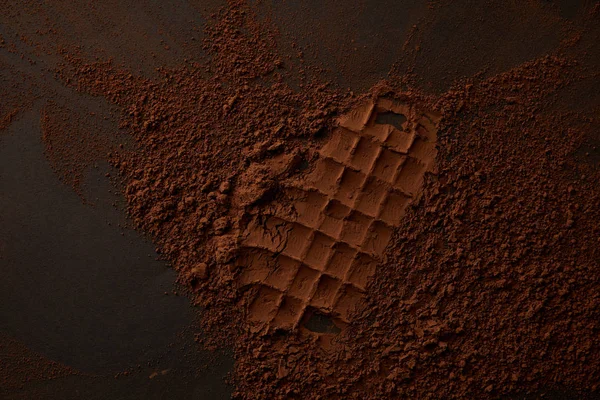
[236, 98, 440, 331]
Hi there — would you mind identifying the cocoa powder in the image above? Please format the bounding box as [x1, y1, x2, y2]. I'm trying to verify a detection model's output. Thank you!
[1, 0, 600, 398]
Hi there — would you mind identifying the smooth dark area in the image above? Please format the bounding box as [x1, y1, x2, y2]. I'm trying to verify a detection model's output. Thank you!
[0, 105, 186, 373]
[303, 311, 341, 334]
[375, 112, 407, 131]
[254, 0, 427, 91]
[0, 328, 233, 400]
[0, 105, 233, 399]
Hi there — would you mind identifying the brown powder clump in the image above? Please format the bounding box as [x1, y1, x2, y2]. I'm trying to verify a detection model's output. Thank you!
[57, 0, 354, 344]
[230, 59, 600, 400]
[21, 0, 600, 398]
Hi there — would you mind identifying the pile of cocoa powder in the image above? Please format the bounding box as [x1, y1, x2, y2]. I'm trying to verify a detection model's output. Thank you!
[2, 0, 600, 398]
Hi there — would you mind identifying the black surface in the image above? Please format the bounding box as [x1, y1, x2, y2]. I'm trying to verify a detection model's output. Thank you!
[0, 105, 233, 399]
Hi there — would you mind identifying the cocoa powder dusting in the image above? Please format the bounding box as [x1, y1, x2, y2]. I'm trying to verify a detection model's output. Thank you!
[0, 334, 74, 391]
[2, 0, 600, 398]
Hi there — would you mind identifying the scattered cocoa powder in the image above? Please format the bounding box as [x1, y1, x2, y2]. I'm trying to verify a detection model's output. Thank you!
[2, 0, 600, 398]
[40, 100, 119, 193]
[0, 334, 74, 391]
